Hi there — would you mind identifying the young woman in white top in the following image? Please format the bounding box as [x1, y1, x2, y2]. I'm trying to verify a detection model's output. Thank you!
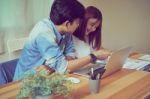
[73, 6, 108, 58]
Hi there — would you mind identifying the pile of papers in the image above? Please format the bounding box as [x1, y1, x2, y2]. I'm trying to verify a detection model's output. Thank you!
[139, 55, 150, 61]
[123, 55, 150, 70]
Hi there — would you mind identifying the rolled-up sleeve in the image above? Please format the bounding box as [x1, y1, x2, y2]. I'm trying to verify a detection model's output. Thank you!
[35, 33, 68, 74]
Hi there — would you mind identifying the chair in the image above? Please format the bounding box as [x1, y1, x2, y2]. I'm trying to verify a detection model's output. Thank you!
[0, 58, 19, 85]
[7, 37, 27, 59]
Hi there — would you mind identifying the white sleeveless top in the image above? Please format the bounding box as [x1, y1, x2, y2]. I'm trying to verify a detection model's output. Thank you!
[73, 36, 107, 65]
[73, 36, 94, 58]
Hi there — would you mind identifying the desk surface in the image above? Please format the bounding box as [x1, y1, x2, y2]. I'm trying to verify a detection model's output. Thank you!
[0, 69, 150, 99]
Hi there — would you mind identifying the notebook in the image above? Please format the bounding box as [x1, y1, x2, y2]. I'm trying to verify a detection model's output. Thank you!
[73, 47, 132, 78]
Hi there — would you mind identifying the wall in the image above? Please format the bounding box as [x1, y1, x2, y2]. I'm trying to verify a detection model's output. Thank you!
[80, 0, 150, 54]
[0, 0, 53, 62]
[0, 0, 53, 53]
[0, 0, 150, 61]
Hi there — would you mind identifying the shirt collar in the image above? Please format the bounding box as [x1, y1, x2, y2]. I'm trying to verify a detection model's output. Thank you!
[48, 18, 64, 43]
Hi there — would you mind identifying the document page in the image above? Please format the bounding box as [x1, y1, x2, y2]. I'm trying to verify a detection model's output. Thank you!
[123, 58, 150, 70]
[139, 55, 150, 61]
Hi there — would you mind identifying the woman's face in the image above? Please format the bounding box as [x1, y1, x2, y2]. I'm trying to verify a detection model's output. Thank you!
[85, 18, 101, 35]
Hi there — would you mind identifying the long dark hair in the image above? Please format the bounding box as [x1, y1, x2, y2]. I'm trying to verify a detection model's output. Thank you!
[74, 6, 102, 50]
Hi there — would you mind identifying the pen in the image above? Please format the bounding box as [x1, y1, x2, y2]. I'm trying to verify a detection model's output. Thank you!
[91, 68, 95, 79]
[91, 68, 94, 75]
[96, 73, 100, 79]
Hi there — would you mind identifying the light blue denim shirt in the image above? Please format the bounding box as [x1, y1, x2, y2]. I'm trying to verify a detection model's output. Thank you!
[13, 18, 75, 80]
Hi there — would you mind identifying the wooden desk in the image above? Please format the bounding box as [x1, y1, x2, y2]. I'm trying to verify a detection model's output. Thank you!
[0, 69, 150, 99]
[82, 69, 150, 99]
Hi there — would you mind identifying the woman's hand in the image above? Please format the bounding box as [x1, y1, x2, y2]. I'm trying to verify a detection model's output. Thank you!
[93, 49, 111, 60]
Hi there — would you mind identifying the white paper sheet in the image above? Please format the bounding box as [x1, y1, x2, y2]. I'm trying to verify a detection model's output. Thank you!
[123, 58, 150, 70]
[139, 55, 150, 61]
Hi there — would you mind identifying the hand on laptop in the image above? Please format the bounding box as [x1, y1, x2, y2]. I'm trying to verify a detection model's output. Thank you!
[93, 49, 111, 60]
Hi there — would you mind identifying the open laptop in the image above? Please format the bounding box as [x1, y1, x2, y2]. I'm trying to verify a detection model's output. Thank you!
[73, 47, 132, 78]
